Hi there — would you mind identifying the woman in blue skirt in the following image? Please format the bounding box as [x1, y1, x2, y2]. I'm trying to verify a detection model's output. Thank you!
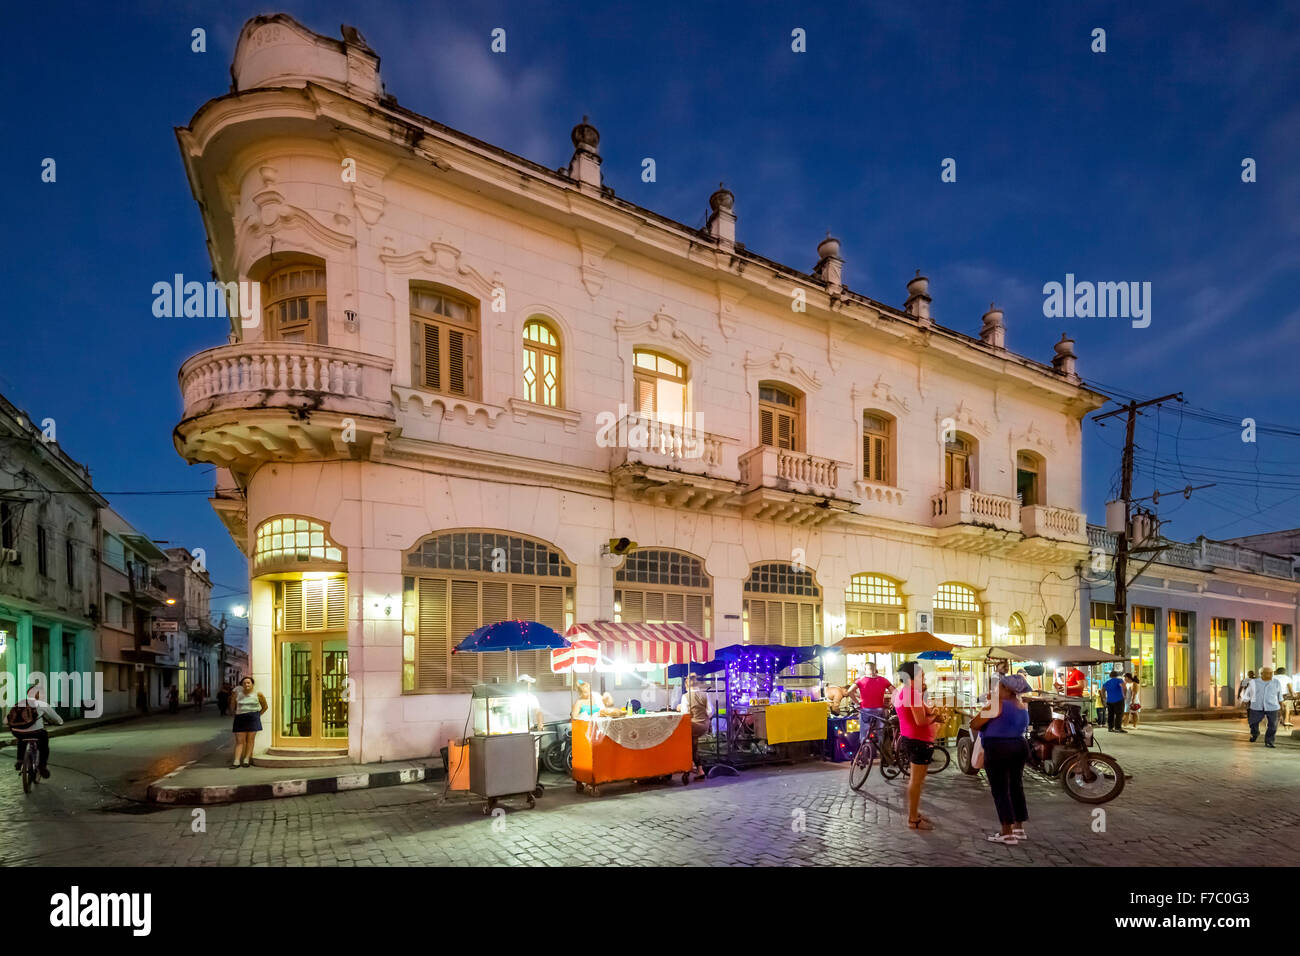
[231, 676, 268, 768]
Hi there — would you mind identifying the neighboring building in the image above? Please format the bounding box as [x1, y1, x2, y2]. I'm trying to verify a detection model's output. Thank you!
[1224, 529, 1300, 560]
[0, 394, 106, 718]
[96, 508, 171, 715]
[223, 643, 249, 688]
[1085, 526, 1300, 711]
[155, 547, 221, 701]
[171, 15, 1106, 761]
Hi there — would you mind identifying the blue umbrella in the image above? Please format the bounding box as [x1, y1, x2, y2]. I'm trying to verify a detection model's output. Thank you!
[453, 620, 568, 653]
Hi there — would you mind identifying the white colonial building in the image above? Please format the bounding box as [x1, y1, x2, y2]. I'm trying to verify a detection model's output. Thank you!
[172, 15, 1106, 762]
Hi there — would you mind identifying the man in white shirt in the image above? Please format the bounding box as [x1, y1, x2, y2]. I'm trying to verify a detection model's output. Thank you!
[1275, 668, 1294, 728]
[1241, 667, 1283, 748]
[6, 683, 65, 778]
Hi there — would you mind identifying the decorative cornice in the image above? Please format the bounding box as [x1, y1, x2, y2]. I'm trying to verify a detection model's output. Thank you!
[938, 399, 993, 438]
[379, 237, 502, 299]
[853, 375, 911, 415]
[744, 348, 823, 392]
[1011, 420, 1057, 455]
[239, 168, 357, 263]
[614, 306, 711, 360]
[392, 385, 506, 428]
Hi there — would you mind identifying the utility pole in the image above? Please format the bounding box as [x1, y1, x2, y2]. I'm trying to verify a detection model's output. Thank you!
[1093, 393, 1182, 657]
[218, 612, 228, 687]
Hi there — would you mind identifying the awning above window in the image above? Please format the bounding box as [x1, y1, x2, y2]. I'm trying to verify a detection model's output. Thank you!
[557, 621, 707, 668]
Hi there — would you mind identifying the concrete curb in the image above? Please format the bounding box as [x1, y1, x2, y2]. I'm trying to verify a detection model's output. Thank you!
[146, 761, 444, 806]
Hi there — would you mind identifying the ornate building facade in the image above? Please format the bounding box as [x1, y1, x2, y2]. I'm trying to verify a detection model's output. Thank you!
[173, 15, 1106, 761]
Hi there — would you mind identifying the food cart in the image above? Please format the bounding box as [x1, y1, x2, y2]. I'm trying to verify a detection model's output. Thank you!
[831, 632, 962, 739]
[453, 620, 570, 812]
[711, 643, 828, 766]
[552, 621, 707, 795]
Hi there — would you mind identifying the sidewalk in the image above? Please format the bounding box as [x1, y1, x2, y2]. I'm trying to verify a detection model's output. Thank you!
[148, 745, 446, 805]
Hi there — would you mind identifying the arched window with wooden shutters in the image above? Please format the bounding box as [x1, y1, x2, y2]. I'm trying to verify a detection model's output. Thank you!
[402, 531, 575, 693]
[758, 383, 802, 451]
[862, 411, 894, 485]
[614, 549, 712, 642]
[633, 349, 687, 425]
[263, 261, 327, 344]
[411, 285, 480, 400]
[744, 562, 822, 647]
[522, 318, 562, 407]
[845, 574, 905, 635]
[934, 583, 981, 646]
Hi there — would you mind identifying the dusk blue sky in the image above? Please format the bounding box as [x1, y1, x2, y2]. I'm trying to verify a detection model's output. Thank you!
[2, 0, 1297, 630]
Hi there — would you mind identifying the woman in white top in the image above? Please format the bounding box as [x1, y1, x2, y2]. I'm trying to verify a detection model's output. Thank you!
[230, 676, 268, 769]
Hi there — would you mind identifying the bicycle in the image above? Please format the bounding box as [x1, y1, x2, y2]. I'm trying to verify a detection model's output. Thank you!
[15, 736, 40, 794]
[849, 712, 949, 789]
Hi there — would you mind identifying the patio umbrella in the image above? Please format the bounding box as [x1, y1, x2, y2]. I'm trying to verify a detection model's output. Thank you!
[453, 620, 569, 653]
[833, 632, 956, 655]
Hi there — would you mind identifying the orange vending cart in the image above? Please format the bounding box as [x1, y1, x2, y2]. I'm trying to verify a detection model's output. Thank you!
[571, 712, 694, 795]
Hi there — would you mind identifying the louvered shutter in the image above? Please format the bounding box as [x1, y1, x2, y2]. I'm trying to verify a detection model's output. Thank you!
[747, 600, 765, 644]
[326, 577, 346, 628]
[283, 581, 303, 630]
[481, 581, 510, 682]
[304, 579, 326, 630]
[449, 328, 465, 394]
[777, 412, 796, 450]
[411, 320, 425, 387]
[665, 592, 684, 623]
[645, 591, 665, 622]
[314, 299, 328, 345]
[685, 595, 705, 638]
[424, 323, 441, 391]
[450, 580, 480, 689]
[621, 591, 644, 623]
[760, 408, 774, 447]
[536, 586, 566, 691]
[636, 378, 656, 416]
[418, 578, 448, 690]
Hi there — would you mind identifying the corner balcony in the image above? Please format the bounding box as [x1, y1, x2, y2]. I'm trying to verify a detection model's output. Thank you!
[931, 488, 1022, 554]
[175, 342, 395, 476]
[609, 413, 738, 510]
[737, 446, 855, 525]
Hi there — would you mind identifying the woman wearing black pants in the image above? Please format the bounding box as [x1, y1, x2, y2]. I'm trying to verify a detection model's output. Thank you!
[970, 675, 1031, 846]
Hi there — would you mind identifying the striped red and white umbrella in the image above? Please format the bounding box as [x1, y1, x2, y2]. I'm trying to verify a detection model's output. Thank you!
[559, 621, 708, 668]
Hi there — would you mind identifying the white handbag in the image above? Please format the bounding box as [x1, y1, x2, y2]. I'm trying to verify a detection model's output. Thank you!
[970, 689, 1003, 771]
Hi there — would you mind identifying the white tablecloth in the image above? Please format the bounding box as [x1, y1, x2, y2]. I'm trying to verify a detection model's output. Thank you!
[587, 712, 685, 750]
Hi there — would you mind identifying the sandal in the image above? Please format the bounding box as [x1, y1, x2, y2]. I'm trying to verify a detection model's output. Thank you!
[987, 833, 1019, 845]
[1012, 828, 1028, 840]
[907, 817, 935, 830]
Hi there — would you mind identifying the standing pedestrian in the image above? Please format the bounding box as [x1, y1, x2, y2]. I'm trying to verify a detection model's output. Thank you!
[1101, 670, 1128, 733]
[1241, 667, 1283, 748]
[970, 674, 1032, 845]
[217, 682, 231, 716]
[167, 683, 179, 714]
[1124, 673, 1142, 728]
[1238, 670, 1256, 713]
[230, 676, 268, 768]
[893, 661, 945, 831]
[193, 684, 206, 712]
[855, 661, 893, 753]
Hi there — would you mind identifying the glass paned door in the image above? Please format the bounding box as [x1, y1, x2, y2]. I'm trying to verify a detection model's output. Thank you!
[275, 634, 349, 747]
[1210, 621, 1231, 707]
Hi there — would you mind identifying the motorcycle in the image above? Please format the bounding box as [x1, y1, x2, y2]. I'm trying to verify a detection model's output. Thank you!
[957, 696, 1125, 803]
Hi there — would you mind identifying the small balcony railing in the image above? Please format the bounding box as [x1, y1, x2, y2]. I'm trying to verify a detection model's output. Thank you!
[178, 341, 393, 422]
[931, 488, 1020, 533]
[739, 446, 845, 499]
[612, 413, 726, 472]
[1020, 504, 1087, 543]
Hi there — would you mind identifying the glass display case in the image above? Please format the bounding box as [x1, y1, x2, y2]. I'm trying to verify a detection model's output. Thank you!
[470, 682, 534, 736]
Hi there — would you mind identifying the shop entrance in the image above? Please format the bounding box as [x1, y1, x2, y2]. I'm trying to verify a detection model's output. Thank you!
[273, 632, 349, 749]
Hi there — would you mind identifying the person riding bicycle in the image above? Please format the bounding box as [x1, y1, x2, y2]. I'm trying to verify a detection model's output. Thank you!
[7, 683, 64, 779]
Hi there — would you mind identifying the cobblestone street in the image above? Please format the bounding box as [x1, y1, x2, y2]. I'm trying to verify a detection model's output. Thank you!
[3, 714, 1297, 866]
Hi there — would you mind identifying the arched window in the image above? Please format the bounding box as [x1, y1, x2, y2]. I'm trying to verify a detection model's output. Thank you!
[862, 411, 894, 485]
[254, 516, 346, 574]
[263, 260, 327, 344]
[411, 285, 479, 399]
[759, 383, 802, 451]
[1008, 612, 1027, 644]
[522, 318, 561, 407]
[744, 562, 821, 646]
[1046, 614, 1068, 646]
[633, 349, 687, 425]
[944, 433, 976, 490]
[1016, 451, 1044, 506]
[614, 549, 711, 641]
[934, 583, 981, 646]
[402, 531, 574, 692]
[845, 573, 905, 635]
